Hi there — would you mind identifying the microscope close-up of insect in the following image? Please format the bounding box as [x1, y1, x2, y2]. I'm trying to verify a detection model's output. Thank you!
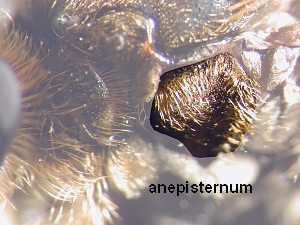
[1, 0, 300, 225]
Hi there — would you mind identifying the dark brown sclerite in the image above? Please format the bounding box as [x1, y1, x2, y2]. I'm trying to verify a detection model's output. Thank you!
[150, 53, 260, 158]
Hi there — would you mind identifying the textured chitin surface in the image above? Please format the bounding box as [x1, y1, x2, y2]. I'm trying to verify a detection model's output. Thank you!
[0, 0, 300, 225]
[52, 0, 275, 55]
[150, 53, 259, 158]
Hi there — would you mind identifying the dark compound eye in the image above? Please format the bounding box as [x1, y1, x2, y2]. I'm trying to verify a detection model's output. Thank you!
[150, 53, 260, 158]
